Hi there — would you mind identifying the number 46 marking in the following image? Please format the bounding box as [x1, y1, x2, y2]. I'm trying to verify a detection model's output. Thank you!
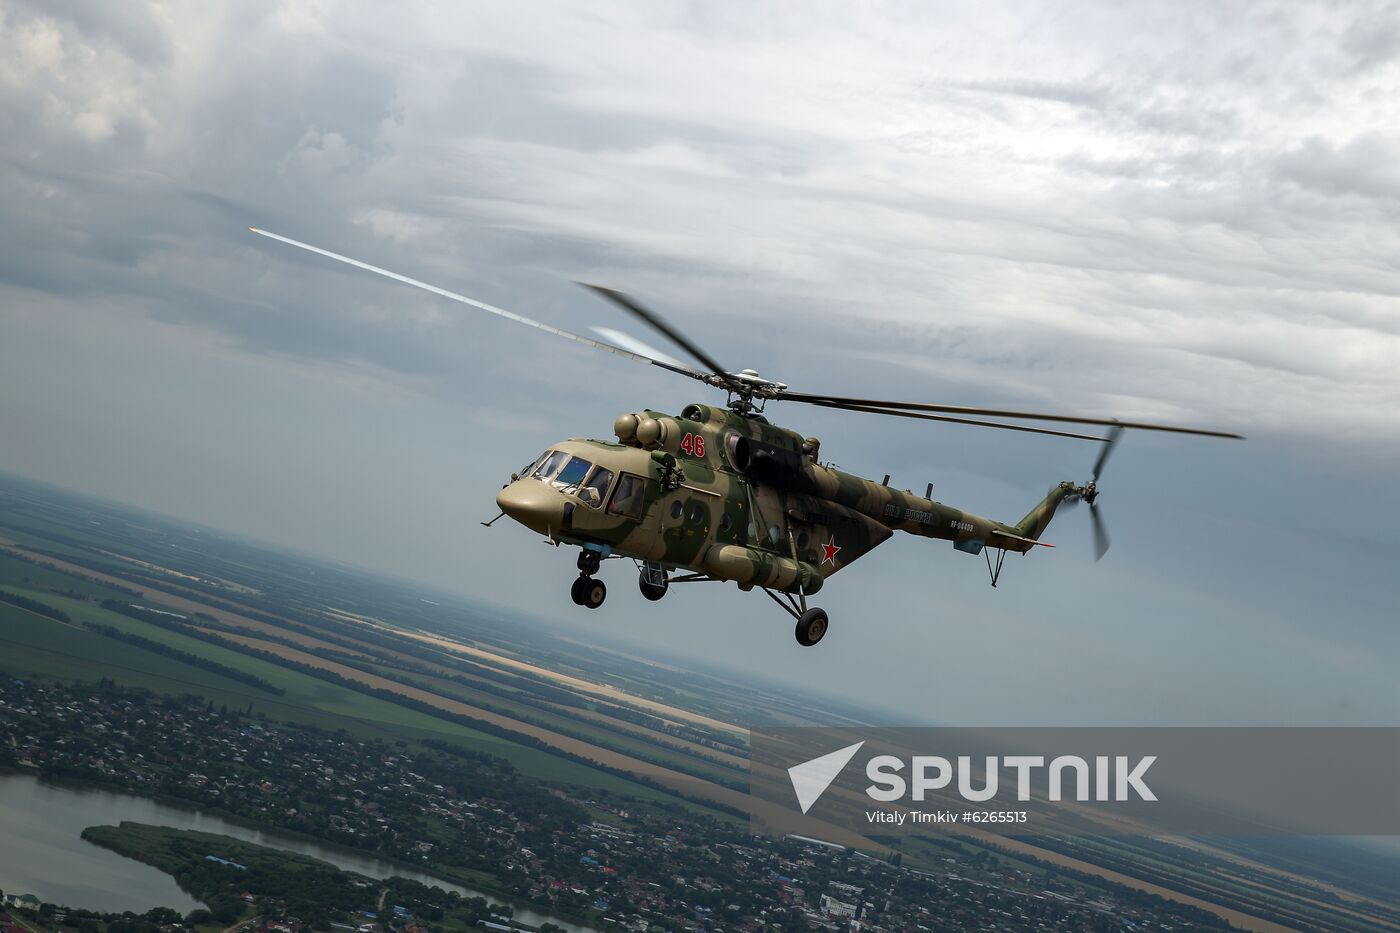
[679, 433, 706, 458]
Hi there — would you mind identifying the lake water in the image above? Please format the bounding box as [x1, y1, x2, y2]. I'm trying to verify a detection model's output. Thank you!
[0, 774, 596, 931]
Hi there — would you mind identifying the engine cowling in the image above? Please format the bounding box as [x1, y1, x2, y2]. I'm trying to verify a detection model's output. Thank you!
[725, 434, 820, 495]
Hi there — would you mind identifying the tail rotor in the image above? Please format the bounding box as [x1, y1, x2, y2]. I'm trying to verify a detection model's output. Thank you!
[1071, 425, 1122, 561]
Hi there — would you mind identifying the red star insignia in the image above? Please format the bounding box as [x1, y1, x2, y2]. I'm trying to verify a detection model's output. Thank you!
[821, 535, 841, 565]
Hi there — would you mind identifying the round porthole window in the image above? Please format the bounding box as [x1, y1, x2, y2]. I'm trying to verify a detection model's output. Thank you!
[669, 500, 683, 520]
[688, 502, 706, 525]
[796, 531, 809, 552]
[720, 513, 733, 533]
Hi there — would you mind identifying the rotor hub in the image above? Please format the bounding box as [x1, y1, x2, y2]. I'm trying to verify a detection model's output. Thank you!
[722, 368, 787, 413]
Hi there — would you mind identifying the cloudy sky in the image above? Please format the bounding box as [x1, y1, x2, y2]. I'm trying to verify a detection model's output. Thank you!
[2, 0, 1398, 726]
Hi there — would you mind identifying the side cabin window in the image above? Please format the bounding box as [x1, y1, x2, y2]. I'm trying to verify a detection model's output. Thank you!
[608, 474, 647, 519]
[579, 467, 614, 509]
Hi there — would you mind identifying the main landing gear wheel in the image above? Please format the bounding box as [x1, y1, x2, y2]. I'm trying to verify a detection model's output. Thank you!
[571, 575, 606, 609]
[795, 607, 829, 647]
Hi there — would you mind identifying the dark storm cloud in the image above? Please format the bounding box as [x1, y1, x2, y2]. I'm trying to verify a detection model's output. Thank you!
[2, 0, 1398, 723]
[5, 0, 1396, 442]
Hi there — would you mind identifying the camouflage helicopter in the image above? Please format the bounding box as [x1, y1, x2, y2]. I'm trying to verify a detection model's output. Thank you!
[250, 228, 1241, 647]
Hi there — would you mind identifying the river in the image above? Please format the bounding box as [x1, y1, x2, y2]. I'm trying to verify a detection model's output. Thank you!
[0, 774, 597, 931]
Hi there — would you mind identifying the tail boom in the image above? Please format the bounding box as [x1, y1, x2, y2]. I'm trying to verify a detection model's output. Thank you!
[1012, 481, 1083, 544]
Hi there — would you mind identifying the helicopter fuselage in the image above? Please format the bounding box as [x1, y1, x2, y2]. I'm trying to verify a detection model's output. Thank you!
[248, 227, 1235, 644]
[495, 402, 1078, 594]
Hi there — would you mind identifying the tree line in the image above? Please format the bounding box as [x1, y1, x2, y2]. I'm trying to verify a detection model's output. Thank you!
[0, 587, 73, 622]
[83, 619, 286, 696]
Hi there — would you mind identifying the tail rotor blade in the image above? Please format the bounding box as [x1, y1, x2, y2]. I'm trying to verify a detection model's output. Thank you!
[1090, 503, 1111, 561]
[1092, 425, 1124, 482]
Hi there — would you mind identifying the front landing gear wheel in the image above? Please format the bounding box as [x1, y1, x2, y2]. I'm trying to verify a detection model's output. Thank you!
[795, 607, 828, 647]
[575, 576, 606, 609]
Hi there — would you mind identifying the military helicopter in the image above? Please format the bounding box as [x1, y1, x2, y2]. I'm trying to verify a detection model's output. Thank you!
[250, 228, 1241, 647]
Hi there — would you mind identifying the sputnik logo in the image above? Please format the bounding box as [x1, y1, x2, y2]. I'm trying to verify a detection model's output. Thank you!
[787, 741, 864, 814]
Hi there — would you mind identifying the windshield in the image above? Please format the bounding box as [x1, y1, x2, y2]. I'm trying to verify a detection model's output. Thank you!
[532, 450, 569, 480]
[555, 457, 592, 489]
[519, 451, 548, 477]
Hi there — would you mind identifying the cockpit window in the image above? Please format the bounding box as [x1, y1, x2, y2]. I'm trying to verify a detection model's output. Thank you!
[520, 451, 548, 477]
[579, 467, 614, 509]
[555, 457, 592, 489]
[533, 450, 569, 480]
[608, 474, 647, 519]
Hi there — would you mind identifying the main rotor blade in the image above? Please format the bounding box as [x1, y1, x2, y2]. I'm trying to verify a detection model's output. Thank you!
[578, 284, 733, 387]
[780, 391, 1243, 439]
[589, 326, 690, 370]
[802, 399, 1110, 442]
[247, 228, 708, 381]
[1090, 503, 1111, 561]
[1091, 425, 1124, 482]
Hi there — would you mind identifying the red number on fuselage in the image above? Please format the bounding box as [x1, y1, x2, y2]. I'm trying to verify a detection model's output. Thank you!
[679, 433, 706, 458]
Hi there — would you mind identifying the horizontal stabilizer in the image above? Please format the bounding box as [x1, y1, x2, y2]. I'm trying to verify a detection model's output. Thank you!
[989, 529, 1055, 549]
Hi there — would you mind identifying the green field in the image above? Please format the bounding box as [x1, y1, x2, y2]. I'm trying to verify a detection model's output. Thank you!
[356, 659, 747, 787]
[0, 479, 759, 823]
[0, 595, 706, 810]
[0, 551, 132, 601]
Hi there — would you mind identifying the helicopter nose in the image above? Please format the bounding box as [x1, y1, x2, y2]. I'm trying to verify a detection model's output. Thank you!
[495, 481, 566, 535]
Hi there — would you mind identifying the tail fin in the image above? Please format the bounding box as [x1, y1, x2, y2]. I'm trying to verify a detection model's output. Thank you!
[1015, 482, 1080, 541]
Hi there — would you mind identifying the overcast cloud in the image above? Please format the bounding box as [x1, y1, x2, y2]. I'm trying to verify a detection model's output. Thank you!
[2, 0, 1398, 726]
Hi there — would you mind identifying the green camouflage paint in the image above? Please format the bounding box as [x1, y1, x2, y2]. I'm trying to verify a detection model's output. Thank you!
[497, 404, 1086, 593]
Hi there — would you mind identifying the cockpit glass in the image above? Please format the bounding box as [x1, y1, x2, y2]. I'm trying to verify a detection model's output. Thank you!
[532, 450, 569, 480]
[555, 457, 592, 489]
[520, 451, 548, 477]
[608, 474, 646, 519]
[580, 467, 613, 508]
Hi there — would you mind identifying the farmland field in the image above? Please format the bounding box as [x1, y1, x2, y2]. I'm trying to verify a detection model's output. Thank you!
[6, 471, 1400, 933]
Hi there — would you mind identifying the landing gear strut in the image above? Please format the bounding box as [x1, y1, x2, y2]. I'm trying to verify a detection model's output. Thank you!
[571, 550, 606, 609]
